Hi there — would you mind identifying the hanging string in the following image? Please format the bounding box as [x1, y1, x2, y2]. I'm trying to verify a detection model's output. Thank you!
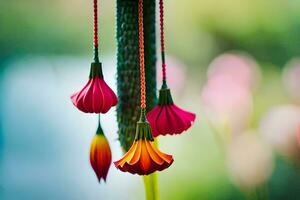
[159, 0, 167, 86]
[138, 0, 146, 109]
[93, 0, 99, 62]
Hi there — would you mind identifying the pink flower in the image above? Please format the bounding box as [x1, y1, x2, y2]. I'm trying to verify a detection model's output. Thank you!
[207, 53, 261, 90]
[71, 62, 118, 113]
[147, 88, 196, 137]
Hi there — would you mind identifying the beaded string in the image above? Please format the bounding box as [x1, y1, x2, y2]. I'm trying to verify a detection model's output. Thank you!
[138, 0, 146, 110]
[93, 0, 99, 62]
[159, 0, 167, 87]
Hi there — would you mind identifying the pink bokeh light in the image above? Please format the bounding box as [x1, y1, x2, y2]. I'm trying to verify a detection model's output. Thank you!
[207, 53, 261, 90]
[283, 58, 300, 103]
[157, 56, 187, 95]
[259, 105, 300, 160]
[201, 74, 253, 135]
[227, 132, 273, 189]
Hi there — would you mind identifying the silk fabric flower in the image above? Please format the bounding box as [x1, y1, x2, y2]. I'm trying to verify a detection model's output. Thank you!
[114, 113, 173, 175]
[71, 62, 118, 113]
[90, 126, 112, 182]
[147, 87, 196, 137]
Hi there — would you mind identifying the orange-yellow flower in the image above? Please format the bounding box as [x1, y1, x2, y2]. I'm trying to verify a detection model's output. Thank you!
[114, 111, 173, 175]
[90, 129, 112, 182]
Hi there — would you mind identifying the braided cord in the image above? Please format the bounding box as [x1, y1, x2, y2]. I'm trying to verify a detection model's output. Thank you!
[138, 0, 146, 109]
[159, 0, 167, 85]
[93, 0, 99, 62]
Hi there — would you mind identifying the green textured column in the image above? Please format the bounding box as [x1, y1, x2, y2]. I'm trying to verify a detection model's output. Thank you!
[116, 1, 158, 199]
[116, 0, 156, 151]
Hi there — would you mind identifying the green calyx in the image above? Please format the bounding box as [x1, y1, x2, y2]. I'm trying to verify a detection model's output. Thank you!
[96, 114, 104, 135]
[89, 62, 103, 78]
[134, 109, 154, 141]
[158, 87, 174, 105]
[134, 122, 154, 141]
[96, 123, 104, 136]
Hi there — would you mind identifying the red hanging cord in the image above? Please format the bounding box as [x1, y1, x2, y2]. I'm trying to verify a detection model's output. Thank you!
[159, 0, 167, 85]
[93, 0, 99, 62]
[138, 0, 146, 109]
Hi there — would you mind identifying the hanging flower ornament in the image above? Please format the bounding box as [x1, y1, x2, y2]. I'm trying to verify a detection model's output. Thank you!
[114, 110, 174, 175]
[90, 115, 112, 182]
[114, 0, 173, 175]
[147, 0, 196, 137]
[71, 0, 117, 114]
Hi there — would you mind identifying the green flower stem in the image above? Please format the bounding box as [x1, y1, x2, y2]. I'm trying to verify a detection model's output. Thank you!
[143, 173, 159, 200]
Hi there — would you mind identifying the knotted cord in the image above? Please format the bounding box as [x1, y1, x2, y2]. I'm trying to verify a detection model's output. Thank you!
[138, 0, 146, 109]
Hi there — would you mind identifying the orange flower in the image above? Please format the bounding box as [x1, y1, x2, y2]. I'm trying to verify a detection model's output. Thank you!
[90, 126, 112, 182]
[114, 111, 174, 175]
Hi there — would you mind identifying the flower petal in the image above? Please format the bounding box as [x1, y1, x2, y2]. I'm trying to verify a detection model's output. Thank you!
[71, 77, 118, 113]
[147, 107, 162, 137]
[91, 78, 101, 113]
[114, 139, 173, 175]
[90, 134, 112, 182]
[145, 140, 164, 165]
[147, 103, 196, 136]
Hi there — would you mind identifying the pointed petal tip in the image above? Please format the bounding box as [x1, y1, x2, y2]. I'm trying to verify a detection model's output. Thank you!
[96, 175, 108, 184]
[70, 93, 76, 101]
[190, 112, 196, 121]
[97, 177, 101, 183]
[70, 93, 79, 105]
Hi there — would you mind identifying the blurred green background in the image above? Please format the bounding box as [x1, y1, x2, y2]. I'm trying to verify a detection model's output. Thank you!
[1, 0, 300, 200]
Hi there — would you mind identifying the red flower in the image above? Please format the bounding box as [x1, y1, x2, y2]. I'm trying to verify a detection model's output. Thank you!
[71, 62, 118, 113]
[90, 129, 112, 182]
[147, 88, 196, 137]
[114, 113, 174, 175]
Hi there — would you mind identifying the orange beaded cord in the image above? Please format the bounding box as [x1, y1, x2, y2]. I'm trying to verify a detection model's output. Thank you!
[138, 0, 146, 110]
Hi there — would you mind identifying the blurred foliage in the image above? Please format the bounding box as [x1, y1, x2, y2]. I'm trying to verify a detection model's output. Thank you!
[168, 0, 300, 67]
[268, 155, 300, 200]
[2, 0, 300, 67]
[0, 0, 115, 63]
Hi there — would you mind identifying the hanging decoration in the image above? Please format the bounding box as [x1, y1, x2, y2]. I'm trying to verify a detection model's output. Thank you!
[70, 0, 195, 195]
[71, 0, 118, 114]
[147, 0, 196, 137]
[114, 0, 174, 175]
[90, 115, 112, 182]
